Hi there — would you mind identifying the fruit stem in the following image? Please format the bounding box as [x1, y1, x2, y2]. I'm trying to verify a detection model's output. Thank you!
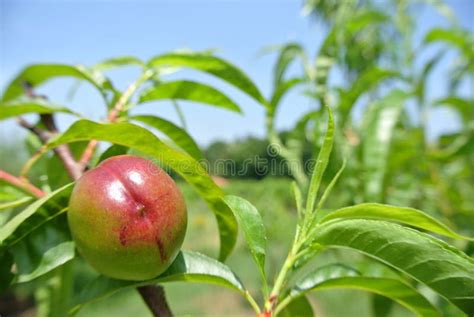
[137, 285, 173, 317]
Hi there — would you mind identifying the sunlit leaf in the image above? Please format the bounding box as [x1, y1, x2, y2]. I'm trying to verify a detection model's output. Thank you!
[0, 197, 33, 212]
[131, 115, 203, 161]
[320, 203, 473, 241]
[1, 64, 114, 102]
[148, 52, 266, 106]
[314, 219, 474, 314]
[93, 56, 144, 71]
[0, 99, 77, 121]
[339, 68, 399, 124]
[424, 27, 474, 58]
[315, 10, 388, 91]
[70, 251, 245, 313]
[306, 107, 334, 215]
[286, 267, 439, 317]
[270, 78, 304, 113]
[224, 195, 267, 281]
[0, 184, 73, 247]
[273, 43, 306, 87]
[15, 241, 75, 283]
[361, 89, 410, 201]
[96, 144, 129, 165]
[435, 96, 473, 124]
[139, 80, 241, 113]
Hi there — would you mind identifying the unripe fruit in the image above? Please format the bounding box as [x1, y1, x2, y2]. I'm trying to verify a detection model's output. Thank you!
[68, 155, 187, 281]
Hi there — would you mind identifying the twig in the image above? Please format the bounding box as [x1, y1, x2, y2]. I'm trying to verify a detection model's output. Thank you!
[137, 285, 173, 317]
[172, 100, 188, 131]
[78, 140, 98, 170]
[17, 115, 82, 181]
[78, 70, 154, 171]
[0, 169, 45, 198]
[18, 83, 83, 181]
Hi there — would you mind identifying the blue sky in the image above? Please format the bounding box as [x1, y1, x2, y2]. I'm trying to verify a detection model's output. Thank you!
[1, 0, 473, 146]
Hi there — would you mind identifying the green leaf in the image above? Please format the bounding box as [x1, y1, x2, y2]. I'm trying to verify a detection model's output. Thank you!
[0, 197, 33, 211]
[306, 107, 334, 216]
[148, 52, 266, 106]
[96, 144, 129, 165]
[435, 97, 473, 124]
[139, 80, 241, 113]
[273, 43, 306, 87]
[373, 294, 394, 317]
[315, 10, 388, 90]
[16, 241, 75, 283]
[0, 184, 73, 247]
[0, 99, 77, 121]
[320, 203, 473, 241]
[415, 51, 445, 102]
[270, 78, 304, 113]
[424, 27, 474, 58]
[131, 115, 203, 161]
[279, 295, 313, 317]
[314, 219, 474, 314]
[43, 120, 237, 261]
[288, 273, 439, 317]
[70, 251, 245, 313]
[93, 56, 144, 71]
[277, 264, 358, 314]
[361, 90, 410, 201]
[1, 64, 113, 102]
[339, 68, 399, 124]
[224, 195, 267, 281]
[291, 181, 304, 219]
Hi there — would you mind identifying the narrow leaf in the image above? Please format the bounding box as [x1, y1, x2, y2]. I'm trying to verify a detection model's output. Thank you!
[0, 184, 73, 247]
[273, 43, 306, 87]
[1, 64, 113, 102]
[320, 203, 473, 241]
[339, 68, 399, 124]
[306, 107, 334, 215]
[96, 144, 129, 165]
[148, 52, 266, 105]
[289, 274, 440, 317]
[269, 77, 304, 113]
[361, 89, 410, 201]
[291, 182, 304, 219]
[314, 219, 474, 314]
[0, 197, 33, 211]
[0, 99, 76, 121]
[16, 241, 75, 283]
[224, 196, 267, 281]
[94, 56, 144, 71]
[132, 115, 203, 161]
[70, 251, 245, 313]
[139, 80, 241, 113]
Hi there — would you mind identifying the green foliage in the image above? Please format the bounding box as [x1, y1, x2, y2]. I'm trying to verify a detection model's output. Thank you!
[139, 80, 241, 113]
[1, 1, 473, 315]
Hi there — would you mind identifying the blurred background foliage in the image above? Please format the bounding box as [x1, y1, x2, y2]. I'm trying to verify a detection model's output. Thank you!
[1, 0, 473, 316]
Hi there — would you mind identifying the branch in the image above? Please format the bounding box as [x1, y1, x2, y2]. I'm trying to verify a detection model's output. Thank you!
[78, 140, 98, 171]
[0, 169, 45, 198]
[137, 285, 173, 317]
[79, 70, 154, 171]
[17, 115, 83, 181]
